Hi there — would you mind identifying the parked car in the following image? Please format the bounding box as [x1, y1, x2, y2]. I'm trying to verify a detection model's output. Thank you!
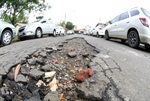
[56, 26, 65, 35]
[83, 30, 89, 35]
[67, 30, 74, 34]
[18, 19, 57, 40]
[105, 7, 150, 50]
[89, 28, 94, 36]
[0, 20, 16, 46]
[92, 23, 105, 37]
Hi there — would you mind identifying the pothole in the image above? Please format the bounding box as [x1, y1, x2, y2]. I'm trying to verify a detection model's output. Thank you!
[0, 37, 109, 101]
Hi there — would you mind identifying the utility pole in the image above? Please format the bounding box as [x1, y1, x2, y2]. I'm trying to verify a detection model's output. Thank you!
[65, 13, 66, 23]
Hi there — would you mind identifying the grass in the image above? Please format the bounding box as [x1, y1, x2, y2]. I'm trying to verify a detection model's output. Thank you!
[12, 34, 51, 43]
[12, 36, 19, 42]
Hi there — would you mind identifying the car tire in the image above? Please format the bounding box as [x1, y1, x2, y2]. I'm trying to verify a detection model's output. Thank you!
[96, 32, 99, 37]
[35, 28, 42, 38]
[105, 31, 110, 40]
[145, 44, 150, 51]
[1, 30, 12, 46]
[53, 30, 56, 37]
[127, 30, 140, 48]
[59, 31, 61, 36]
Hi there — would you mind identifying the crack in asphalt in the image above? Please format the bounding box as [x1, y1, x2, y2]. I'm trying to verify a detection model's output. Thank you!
[106, 50, 122, 72]
[96, 61, 124, 101]
[95, 62, 107, 76]
[95, 55, 124, 101]
[108, 77, 124, 101]
[111, 59, 122, 72]
[0, 51, 9, 57]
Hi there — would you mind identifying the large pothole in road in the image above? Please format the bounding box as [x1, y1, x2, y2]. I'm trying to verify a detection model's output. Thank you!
[0, 37, 109, 101]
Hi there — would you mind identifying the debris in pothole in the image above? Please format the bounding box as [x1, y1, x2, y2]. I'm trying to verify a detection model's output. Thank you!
[0, 37, 109, 101]
[67, 51, 77, 58]
[76, 73, 109, 101]
[44, 71, 56, 78]
[75, 68, 94, 82]
[14, 64, 21, 81]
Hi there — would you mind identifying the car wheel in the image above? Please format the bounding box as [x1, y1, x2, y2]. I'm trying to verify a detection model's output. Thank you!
[105, 31, 110, 40]
[60, 31, 61, 36]
[96, 32, 99, 37]
[1, 30, 12, 46]
[127, 30, 140, 48]
[145, 44, 150, 51]
[53, 30, 56, 37]
[35, 28, 42, 38]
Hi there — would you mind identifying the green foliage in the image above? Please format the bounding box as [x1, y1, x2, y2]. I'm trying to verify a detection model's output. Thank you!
[0, 0, 51, 25]
[57, 21, 66, 27]
[65, 21, 74, 30]
[36, 16, 44, 21]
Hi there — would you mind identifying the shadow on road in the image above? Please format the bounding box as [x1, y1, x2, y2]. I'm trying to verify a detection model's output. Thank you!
[109, 39, 150, 53]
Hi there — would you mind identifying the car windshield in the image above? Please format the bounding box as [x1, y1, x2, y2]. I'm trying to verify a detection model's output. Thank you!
[98, 25, 105, 28]
[141, 8, 150, 19]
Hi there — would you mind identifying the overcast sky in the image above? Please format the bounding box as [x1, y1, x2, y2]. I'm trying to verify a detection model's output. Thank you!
[29, 0, 150, 29]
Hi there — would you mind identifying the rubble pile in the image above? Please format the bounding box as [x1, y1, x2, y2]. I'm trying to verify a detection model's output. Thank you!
[0, 37, 108, 101]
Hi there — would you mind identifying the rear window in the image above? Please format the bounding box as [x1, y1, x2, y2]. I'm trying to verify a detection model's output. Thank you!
[141, 8, 150, 19]
[130, 10, 139, 17]
[97, 25, 105, 28]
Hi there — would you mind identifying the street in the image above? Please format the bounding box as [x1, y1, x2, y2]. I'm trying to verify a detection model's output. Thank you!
[0, 34, 150, 101]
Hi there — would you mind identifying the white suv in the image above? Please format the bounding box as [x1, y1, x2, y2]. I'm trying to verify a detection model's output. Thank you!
[105, 7, 150, 50]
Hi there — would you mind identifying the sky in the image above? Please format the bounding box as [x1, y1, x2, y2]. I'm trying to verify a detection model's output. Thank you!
[29, 0, 150, 29]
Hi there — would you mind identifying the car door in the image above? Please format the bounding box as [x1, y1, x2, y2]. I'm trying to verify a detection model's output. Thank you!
[40, 20, 49, 34]
[91, 28, 95, 35]
[93, 27, 97, 35]
[116, 12, 130, 39]
[48, 21, 55, 33]
[108, 15, 120, 37]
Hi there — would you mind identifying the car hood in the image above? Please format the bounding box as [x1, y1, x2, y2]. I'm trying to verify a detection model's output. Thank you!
[0, 20, 15, 29]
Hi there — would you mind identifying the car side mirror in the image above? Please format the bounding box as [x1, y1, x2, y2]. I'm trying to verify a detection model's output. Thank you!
[109, 21, 112, 24]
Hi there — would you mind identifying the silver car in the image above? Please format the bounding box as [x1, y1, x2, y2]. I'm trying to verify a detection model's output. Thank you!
[18, 19, 57, 40]
[0, 20, 16, 46]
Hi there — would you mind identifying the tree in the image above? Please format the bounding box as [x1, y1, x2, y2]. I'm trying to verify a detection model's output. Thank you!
[0, 0, 51, 25]
[57, 21, 66, 27]
[36, 16, 44, 21]
[65, 21, 74, 30]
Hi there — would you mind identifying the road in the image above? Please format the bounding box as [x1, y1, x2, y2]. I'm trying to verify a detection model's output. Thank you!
[0, 34, 150, 101]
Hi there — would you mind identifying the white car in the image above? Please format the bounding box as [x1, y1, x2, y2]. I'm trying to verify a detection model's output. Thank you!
[56, 26, 65, 35]
[67, 30, 74, 34]
[92, 23, 105, 37]
[105, 7, 150, 50]
[89, 28, 94, 36]
[18, 19, 57, 40]
[0, 20, 16, 46]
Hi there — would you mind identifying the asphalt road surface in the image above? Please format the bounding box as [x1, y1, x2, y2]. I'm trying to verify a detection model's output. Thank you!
[0, 34, 150, 101]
